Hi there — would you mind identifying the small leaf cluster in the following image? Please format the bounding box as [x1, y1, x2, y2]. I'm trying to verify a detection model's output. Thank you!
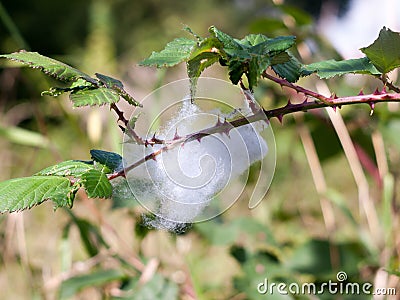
[141, 26, 300, 91]
[0, 51, 140, 107]
[140, 26, 400, 90]
[0, 150, 122, 213]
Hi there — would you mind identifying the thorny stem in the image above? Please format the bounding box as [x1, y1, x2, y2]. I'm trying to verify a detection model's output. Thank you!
[379, 74, 400, 93]
[262, 71, 333, 104]
[110, 103, 144, 145]
[108, 74, 400, 180]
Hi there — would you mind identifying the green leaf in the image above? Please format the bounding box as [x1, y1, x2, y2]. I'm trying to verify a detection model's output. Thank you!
[0, 176, 74, 212]
[118, 89, 141, 107]
[186, 37, 223, 99]
[188, 37, 222, 62]
[42, 78, 95, 97]
[0, 51, 92, 82]
[95, 72, 123, 88]
[69, 87, 120, 107]
[139, 37, 196, 67]
[183, 25, 202, 41]
[81, 169, 112, 198]
[238, 34, 268, 47]
[0, 125, 50, 148]
[129, 113, 141, 129]
[361, 27, 400, 73]
[95, 73, 140, 106]
[247, 56, 270, 90]
[41, 87, 70, 97]
[90, 149, 123, 172]
[35, 160, 94, 177]
[303, 57, 381, 79]
[249, 35, 296, 55]
[209, 26, 243, 55]
[272, 53, 304, 82]
[59, 269, 125, 299]
[209, 27, 295, 88]
[53, 184, 79, 209]
[70, 77, 95, 89]
[270, 51, 291, 65]
[228, 59, 246, 85]
[66, 210, 109, 256]
[188, 52, 220, 100]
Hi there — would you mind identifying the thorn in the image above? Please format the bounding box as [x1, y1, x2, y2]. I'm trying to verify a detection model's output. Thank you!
[358, 89, 364, 96]
[331, 93, 338, 99]
[382, 86, 387, 94]
[215, 115, 222, 126]
[173, 128, 180, 140]
[373, 87, 381, 95]
[286, 98, 292, 106]
[150, 153, 157, 161]
[150, 133, 163, 144]
[222, 118, 231, 128]
[332, 106, 337, 112]
[369, 102, 375, 116]
[277, 114, 283, 124]
[194, 133, 207, 143]
[223, 128, 231, 138]
[302, 98, 308, 104]
[118, 125, 126, 133]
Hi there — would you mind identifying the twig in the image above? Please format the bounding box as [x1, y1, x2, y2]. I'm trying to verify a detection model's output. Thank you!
[262, 71, 333, 104]
[110, 103, 144, 145]
[379, 74, 400, 93]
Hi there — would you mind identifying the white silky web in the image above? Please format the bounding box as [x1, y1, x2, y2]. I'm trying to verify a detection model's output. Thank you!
[122, 78, 276, 231]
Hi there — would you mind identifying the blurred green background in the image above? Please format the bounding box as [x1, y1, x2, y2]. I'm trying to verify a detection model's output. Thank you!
[0, 0, 399, 299]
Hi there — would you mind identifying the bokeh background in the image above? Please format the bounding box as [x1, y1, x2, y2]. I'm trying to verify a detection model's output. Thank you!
[1, 0, 400, 299]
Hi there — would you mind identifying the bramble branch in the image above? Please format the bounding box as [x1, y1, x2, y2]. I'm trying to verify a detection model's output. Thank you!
[111, 74, 400, 180]
[110, 103, 144, 145]
[262, 71, 333, 104]
[378, 74, 400, 93]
